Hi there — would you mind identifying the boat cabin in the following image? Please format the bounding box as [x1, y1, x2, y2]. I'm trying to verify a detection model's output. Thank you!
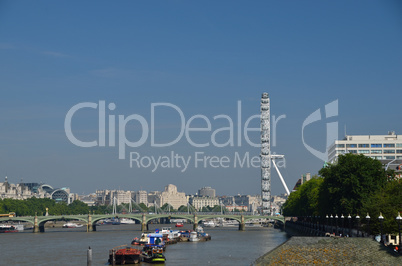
[147, 233, 164, 245]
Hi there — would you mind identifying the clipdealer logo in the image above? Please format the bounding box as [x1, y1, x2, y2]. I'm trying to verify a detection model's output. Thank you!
[302, 100, 339, 162]
[64, 99, 338, 171]
[64, 101, 286, 172]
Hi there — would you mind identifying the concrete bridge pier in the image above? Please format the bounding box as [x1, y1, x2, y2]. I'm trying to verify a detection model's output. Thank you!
[39, 223, 45, 233]
[33, 214, 40, 233]
[238, 215, 245, 231]
[141, 213, 147, 232]
[193, 214, 198, 230]
[87, 214, 93, 232]
[141, 222, 149, 232]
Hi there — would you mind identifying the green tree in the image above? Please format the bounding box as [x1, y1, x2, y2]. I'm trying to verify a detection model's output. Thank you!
[282, 188, 301, 216]
[282, 176, 323, 216]
[211, 205, 226, 213]
[138, 203, 148, 212]
[0, 199, 4, 213]
[178, 205, 188, 212]
[362, 179, 402, 235]
[68, 200, 90, 214]
[161, 203, 176, 212]
[318, 154, 387, 216]
[201, 206, 212, 212]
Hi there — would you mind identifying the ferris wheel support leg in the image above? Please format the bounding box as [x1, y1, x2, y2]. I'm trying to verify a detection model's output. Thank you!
[272, 159, 290, 195]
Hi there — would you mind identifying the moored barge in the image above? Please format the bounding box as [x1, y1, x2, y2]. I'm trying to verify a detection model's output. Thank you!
[109, 245, 142, 265]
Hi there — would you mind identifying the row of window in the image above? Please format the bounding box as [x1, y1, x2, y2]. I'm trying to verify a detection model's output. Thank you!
[370, 156, 402, 159]
[337, 143, 402, 148]
[336, 150, 402, 154]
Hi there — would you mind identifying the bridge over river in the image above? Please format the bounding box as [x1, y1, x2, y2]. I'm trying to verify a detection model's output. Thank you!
[0, 213, 284, 233]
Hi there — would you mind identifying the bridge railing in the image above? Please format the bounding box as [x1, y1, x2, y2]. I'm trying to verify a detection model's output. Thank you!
[144, 212, 258, 216]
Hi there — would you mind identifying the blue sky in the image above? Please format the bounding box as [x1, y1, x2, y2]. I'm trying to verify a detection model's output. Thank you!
[1, 1, 401, 196]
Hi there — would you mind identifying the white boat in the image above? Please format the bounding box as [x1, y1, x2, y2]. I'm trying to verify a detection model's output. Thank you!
[195, 226, 204, 233]
[189, 231, 200, 242]
[245, 222, 263, 227]
[0, 224, 24, 232]
[120, 218, 136, 224]
[15, 224, 24, 231]
[63, 222, 83, 228]
[161, 227, 181, 240]
[220, 220, 239, 227]
[203, 220, 217, 227]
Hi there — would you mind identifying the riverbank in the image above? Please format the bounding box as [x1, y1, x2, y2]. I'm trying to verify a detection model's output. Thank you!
[254, 236, 400, 265]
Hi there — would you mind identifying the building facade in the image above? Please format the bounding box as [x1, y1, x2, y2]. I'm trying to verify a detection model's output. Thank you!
[111, 190, 133, 205]
[0, 177, 33, 200]
[134, 190, 148, 205]
[0, 177, 72, 204]
[233, 195, 261, 213]
[328, 132, 402, 171]
[155, 184, 187, 210]
[189, 196, 220, 211]
[198, 187, 216, 198]
[147, 191, 161, 207]
[271, 194, 287, 215]
[95, 189, 134, 205]
[225, 205, 248, 212]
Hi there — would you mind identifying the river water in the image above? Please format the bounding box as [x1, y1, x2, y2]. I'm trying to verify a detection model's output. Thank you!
[0, 224, 288, 265]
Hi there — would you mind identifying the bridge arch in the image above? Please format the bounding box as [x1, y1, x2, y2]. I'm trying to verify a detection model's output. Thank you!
[38, 216, 89, 225]
[91, 214, 142, 225]
[145, 214, 194, 224]
[198, 215, 243, 223]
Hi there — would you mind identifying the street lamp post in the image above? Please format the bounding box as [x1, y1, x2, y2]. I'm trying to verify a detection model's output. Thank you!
[313, 216, 316, 230]
[341, 214, 345, 237]
[335, 215, 339, 236]
[330, 214, 334, 234]
[326, 215, 329, 233]
[396, 212, 401, 253]
[378, 212, 384, 244]
[348, 214, 352, 237]
[356, 215, 360, 237]
[366, 213, 371, 237]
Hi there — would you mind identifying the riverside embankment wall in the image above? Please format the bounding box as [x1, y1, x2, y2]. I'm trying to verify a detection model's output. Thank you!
[254, 237, 400, 265]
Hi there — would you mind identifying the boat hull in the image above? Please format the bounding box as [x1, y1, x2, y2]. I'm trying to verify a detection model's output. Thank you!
[142, 254, 166, 263]
[0, 225, 22, 233]
[109, 247, 141, 265]
[0, 229, 18, 233]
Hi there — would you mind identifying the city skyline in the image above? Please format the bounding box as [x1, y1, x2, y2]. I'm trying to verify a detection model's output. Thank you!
[0, 176, 276, 198]
[1, 1, 401, 196]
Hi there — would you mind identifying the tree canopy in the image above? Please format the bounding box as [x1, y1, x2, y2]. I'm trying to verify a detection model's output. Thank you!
[282, 176, 323, 217]
[1, 198, 125, 216]
[318, 154, 388, 216]
[282, 154, 400, 234]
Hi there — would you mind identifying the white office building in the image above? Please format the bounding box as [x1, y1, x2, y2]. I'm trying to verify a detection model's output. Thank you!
[135, 190, 148, 205]
[328, 132, 402, 171]
[189, 196, 220, 211]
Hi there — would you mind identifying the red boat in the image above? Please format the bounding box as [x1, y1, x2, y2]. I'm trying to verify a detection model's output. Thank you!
[109, 245, 141, 265]
[0, 225, 19, 233]
[175, 222, 184, 227]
